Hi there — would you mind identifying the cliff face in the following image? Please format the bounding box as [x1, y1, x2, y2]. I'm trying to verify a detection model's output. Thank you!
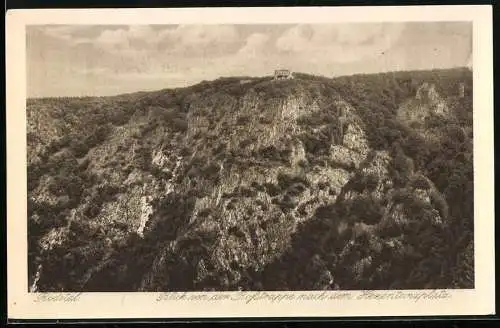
[397, 82, 450, 123]
[27, 70, 473, 292]
[136, 80, 366, 291]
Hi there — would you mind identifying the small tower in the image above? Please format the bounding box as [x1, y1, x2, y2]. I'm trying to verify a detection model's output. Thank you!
[458, 82, 465, 98]
[337, 106, 347, 145]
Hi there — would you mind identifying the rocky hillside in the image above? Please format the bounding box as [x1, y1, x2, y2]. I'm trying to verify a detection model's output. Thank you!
[27, 68, 474, 292]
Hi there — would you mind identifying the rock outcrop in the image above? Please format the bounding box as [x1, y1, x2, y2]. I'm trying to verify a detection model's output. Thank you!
[27, 70, 472, 292]
[397, 82, 450, 125]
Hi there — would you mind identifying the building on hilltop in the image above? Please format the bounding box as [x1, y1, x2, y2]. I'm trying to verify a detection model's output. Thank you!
[274, 69, 293, 80]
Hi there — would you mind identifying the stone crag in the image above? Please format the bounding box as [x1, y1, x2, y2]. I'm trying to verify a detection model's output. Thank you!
[27, 72, 472, 292]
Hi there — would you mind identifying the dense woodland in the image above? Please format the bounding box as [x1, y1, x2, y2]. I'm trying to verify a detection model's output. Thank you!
[27, 68, 473, 292]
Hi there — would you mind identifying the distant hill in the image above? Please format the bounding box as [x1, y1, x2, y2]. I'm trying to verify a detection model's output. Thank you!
[27, 68, 473, 292]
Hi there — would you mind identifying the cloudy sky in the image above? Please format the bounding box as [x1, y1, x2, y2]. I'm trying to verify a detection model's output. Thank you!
[27, 22, 472, 97]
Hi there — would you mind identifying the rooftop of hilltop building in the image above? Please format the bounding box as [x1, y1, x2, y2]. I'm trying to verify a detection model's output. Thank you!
[274, 69, 294, 80]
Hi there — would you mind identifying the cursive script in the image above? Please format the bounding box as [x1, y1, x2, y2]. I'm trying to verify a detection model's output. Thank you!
[356, 290, 451, 302]
[156, 290, 452, 304]
[34, 292, 83, 303]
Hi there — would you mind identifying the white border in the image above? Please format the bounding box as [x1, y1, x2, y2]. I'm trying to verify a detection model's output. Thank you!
[6, 5, 495, 319]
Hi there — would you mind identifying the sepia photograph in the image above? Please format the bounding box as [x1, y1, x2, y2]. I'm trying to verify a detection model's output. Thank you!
[7, 6, 494, 319]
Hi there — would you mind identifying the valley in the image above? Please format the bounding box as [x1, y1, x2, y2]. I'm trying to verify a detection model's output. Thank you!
[27, 68, 474, 292]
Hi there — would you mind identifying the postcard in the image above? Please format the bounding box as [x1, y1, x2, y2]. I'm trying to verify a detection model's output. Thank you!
[6, 5, 494, 319]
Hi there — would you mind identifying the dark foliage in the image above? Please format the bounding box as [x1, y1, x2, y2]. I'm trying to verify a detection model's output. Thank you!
[27, 68, 474, 292]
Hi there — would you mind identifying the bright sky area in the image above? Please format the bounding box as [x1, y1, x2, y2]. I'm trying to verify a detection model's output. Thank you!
[27, 22, 472, 97]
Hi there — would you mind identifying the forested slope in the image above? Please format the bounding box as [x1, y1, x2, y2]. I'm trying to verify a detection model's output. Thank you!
[27, 68, 473, 291]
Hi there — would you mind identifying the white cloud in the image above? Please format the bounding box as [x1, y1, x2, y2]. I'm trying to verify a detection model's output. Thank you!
[41, 25, 82, 38]
[238, 33, 270, 57]
[275, 25, 311, 52]
[323, 25, 382, 45]
[173, 25, 238, 47]
[276, 24, 403, 63]
[93, 30, 133, 57]
[75, 67, 113, 76]
[90, 24, 239, 58]
[40, 25, 93, 44]
[93, 27, 159, 58]
[128, 25, 157, 40]
[95, 28, 129, 45]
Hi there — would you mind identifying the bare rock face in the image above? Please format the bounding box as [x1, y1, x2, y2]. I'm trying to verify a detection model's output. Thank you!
[27, 71, 470, 292]
[289, 139, 306, 167]
[328, 119, 370, 170]
[330, 145, 366, 169]
[151, 150, 169, 169]
[398, 82, 451, 125]
[32, 175, 71, 207]
[416, 82, 440, 102]
[361, 151, 391, 180]
[133, 80, 374, 291]
[306, 167, 352, 198]
[39, 226, 71, 252]
[342, 122, 370, 155]
[137, 196, 154, 237]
